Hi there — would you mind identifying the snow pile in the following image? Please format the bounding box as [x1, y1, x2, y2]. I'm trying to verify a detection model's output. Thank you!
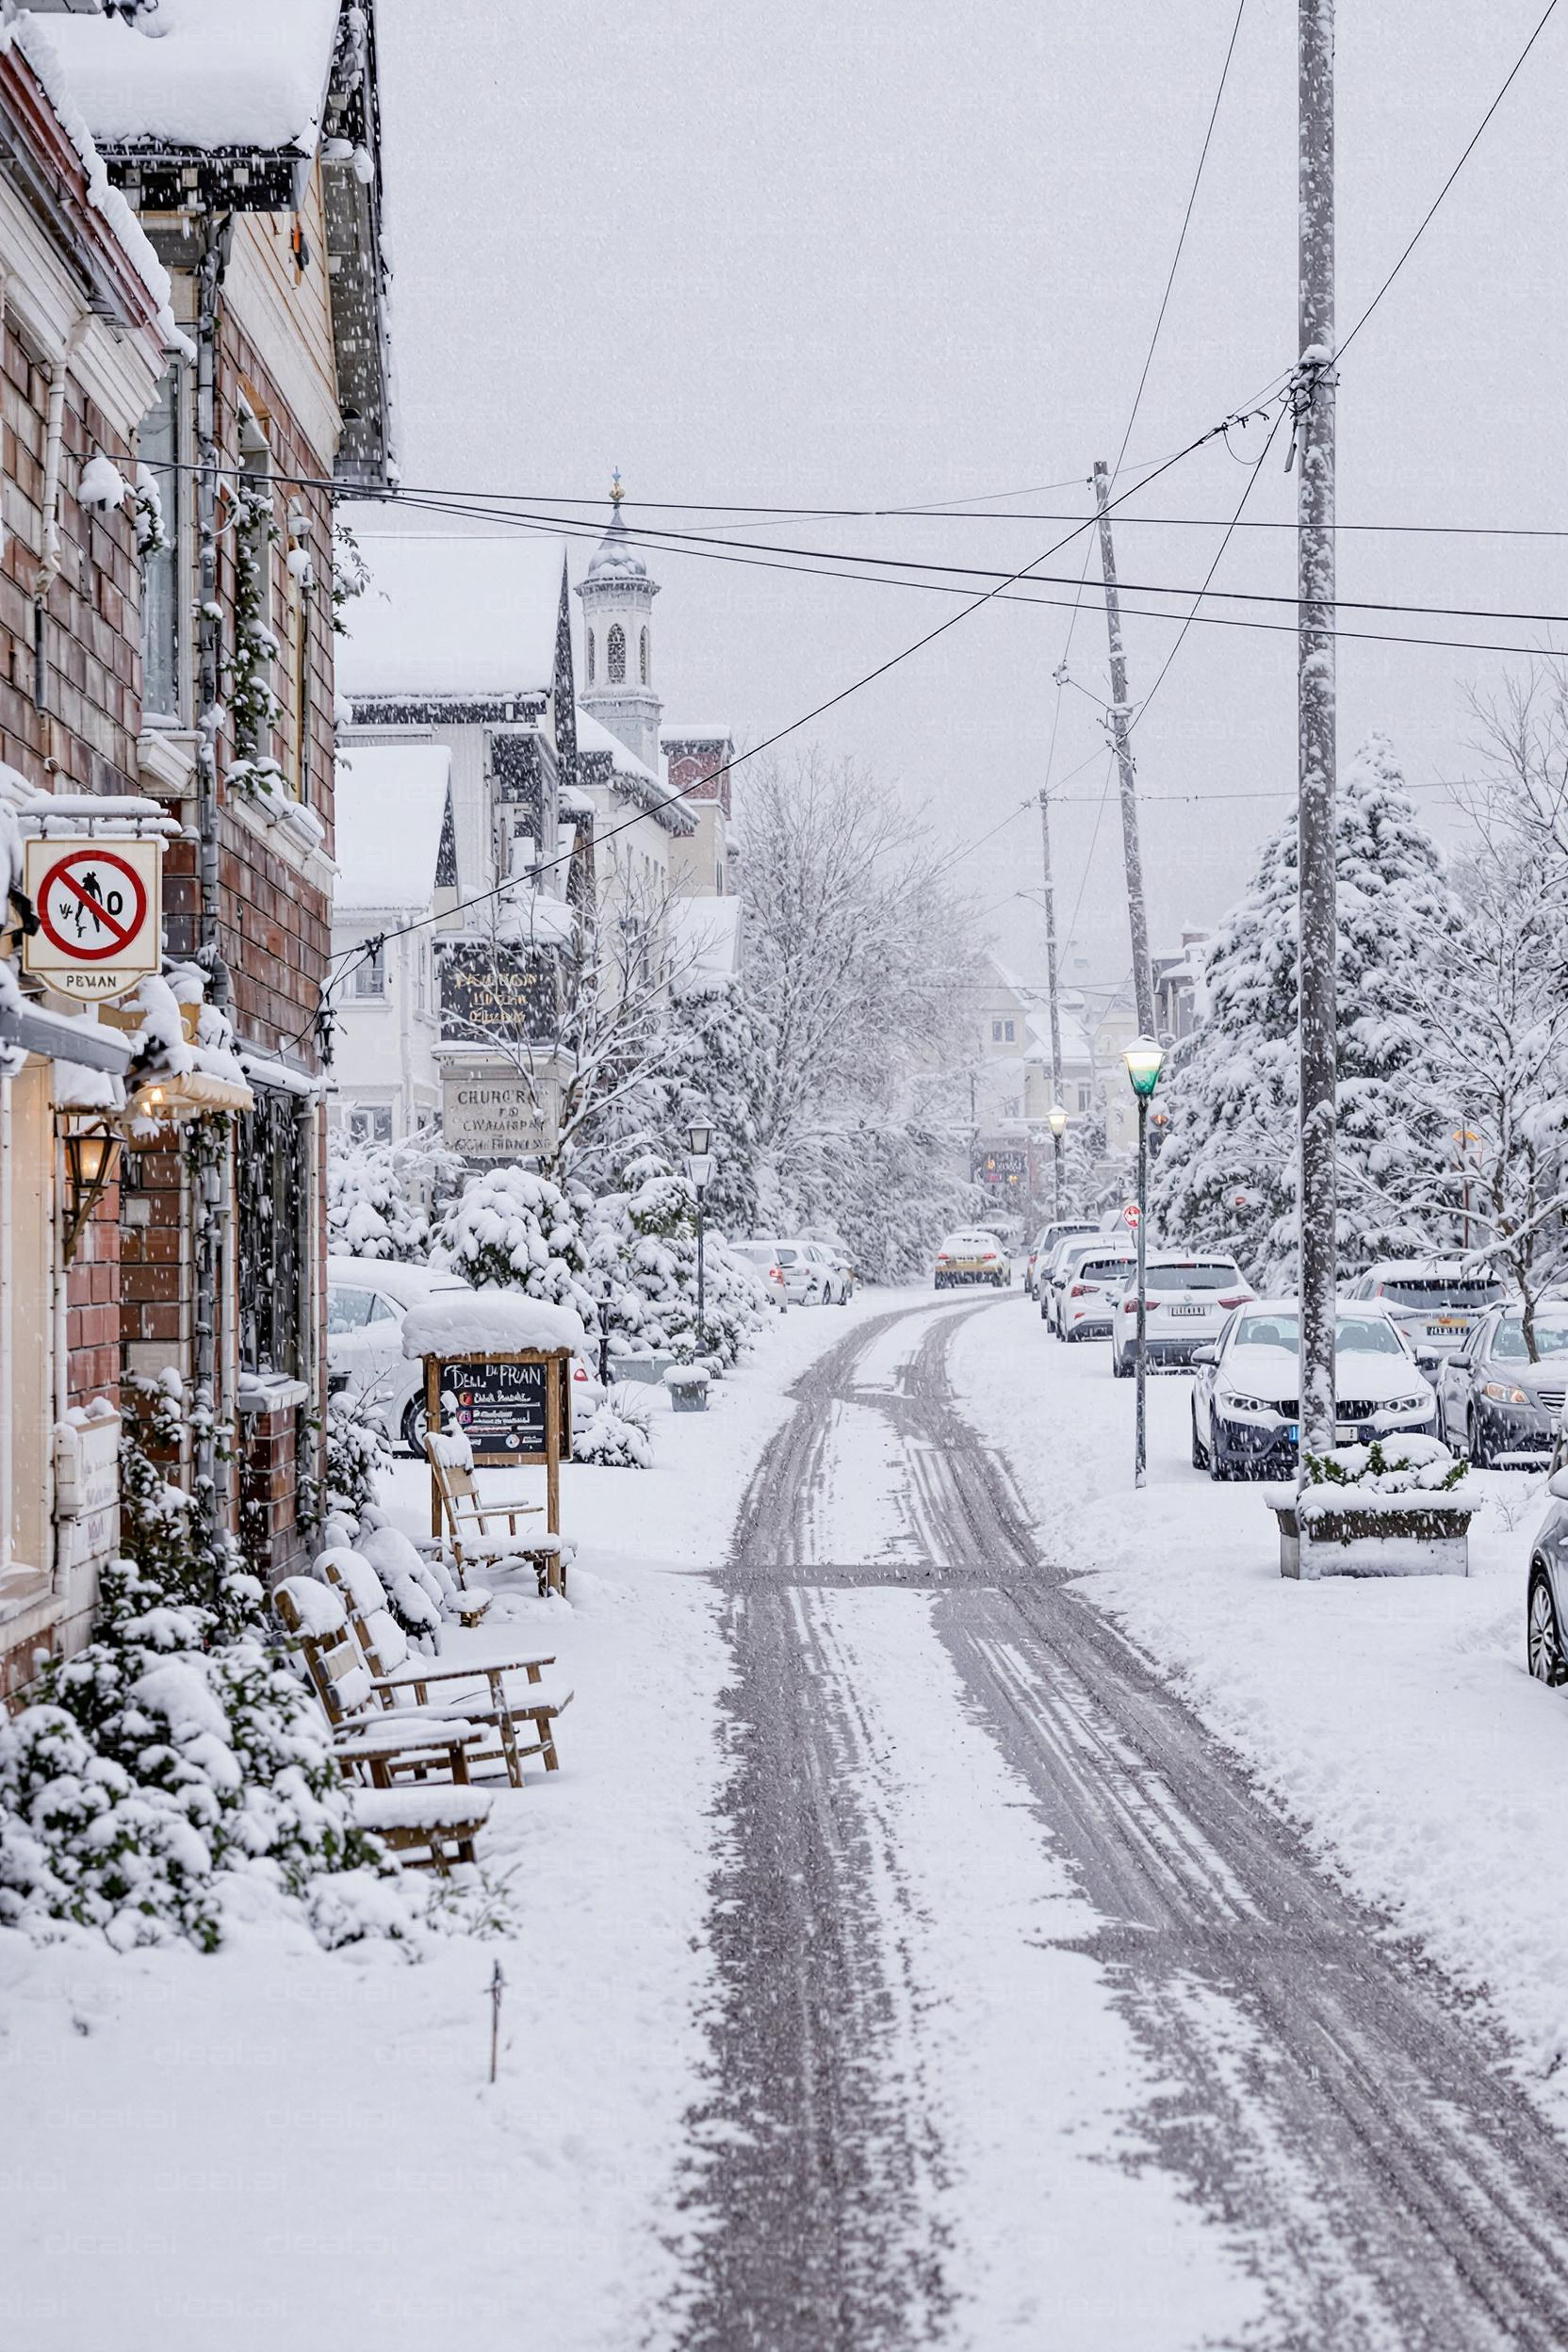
[78, 452, 129, 511]
[1294, 1432, 1473, 1518]
[46, 0, 343, 155]
[402, 1289, 587, 1362]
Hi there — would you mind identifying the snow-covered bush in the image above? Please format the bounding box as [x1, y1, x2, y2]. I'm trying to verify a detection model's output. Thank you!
[325, 1133, 464, 1262]
[597, 1152, 766, 1368]
[0, 1391, 390, 1953]
[572, 1385, 655, 1468]
[435, 1164, 596, 1316]
[323, 1387, 392, 1525]
[1302, 1433, 1468, 1495]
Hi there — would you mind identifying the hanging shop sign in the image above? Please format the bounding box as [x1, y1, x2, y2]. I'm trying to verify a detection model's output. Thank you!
[23, 838, 161, 1001]
[441, 1067, 550, 1163]
[980, 1149, 1028, 1188]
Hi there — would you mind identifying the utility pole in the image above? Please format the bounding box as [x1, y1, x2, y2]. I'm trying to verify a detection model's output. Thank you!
[1037, 786, 1066, 1217]
[1296, 0, 1337, 1468]
[1092, 461, 1155, 1039]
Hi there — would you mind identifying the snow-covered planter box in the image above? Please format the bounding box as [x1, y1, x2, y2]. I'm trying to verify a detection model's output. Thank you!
[663, 1364, 710, 1414]
[1264, 1436, 1479, 1580]
[609, 1351, 675, 1386]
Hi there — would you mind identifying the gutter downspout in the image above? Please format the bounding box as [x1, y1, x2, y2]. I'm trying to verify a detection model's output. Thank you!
[191, 212, 233, 1569]
[33, 313, 88, 719]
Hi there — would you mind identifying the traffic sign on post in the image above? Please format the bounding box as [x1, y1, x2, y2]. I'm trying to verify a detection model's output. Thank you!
[1122, 1200, 1140, 1230]
[23, 838, 161, 1001]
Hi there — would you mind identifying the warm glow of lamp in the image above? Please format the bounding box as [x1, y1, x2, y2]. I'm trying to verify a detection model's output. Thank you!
[62, 1123, 122, 1262]
[1047, 1103, 1068, 1138]
[1122, 1036, 1165, 1100]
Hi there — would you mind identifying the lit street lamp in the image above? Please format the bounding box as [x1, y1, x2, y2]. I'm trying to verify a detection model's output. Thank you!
[686, 1120, 715, 1351]
[1047, 1102, 1068, 1218]
[1122, 1036, 1165, 1489]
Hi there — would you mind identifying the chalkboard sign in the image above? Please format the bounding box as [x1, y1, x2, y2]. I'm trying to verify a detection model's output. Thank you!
[437, 1356, 566, 1463]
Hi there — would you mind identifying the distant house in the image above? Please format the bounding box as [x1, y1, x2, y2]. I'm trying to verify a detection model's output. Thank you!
[329, 741, 451, 1142]
[969, 959, 1096, 1216]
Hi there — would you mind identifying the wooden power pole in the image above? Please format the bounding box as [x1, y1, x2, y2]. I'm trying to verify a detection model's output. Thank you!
[1092, 461, 1155, 1038]
[1037, 786, 1066, 1215]
[1297, 0, 1337, 1464]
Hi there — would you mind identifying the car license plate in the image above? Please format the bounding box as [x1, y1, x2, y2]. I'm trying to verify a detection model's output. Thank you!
[1428, 1319, 1466, 1334]
[1169, 1305, 1205, 1318]
[1334, 1423, 1358, 1442]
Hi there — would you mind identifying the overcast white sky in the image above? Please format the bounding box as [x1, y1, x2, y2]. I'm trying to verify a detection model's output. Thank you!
[376, 0, 1564, 999]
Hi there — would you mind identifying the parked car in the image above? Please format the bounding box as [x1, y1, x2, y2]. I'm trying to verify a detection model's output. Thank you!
[1437, 1302, 1568, 1465]
[728, 1240, 791, 1312]
[753, 1238, 830, 1305]
[1043, 1234, 1134, 1332]
[934, 1230, 1011, 1288]
[800, 1242, 855, 1303]
[326, 1255, 476, 1454]
[1343, 1261, 1506, 1376]
[1527, 1424, 1568, 1684]
[1189, 1299, 1436, 1480]
[1056, 1242, 1138, 1339]
[1109, 1254, 1253, 1376]
[1024, 1218, 1096, 1298]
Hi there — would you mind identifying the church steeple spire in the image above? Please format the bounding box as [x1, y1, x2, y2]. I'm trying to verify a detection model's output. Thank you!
[576, 470, 662, 770]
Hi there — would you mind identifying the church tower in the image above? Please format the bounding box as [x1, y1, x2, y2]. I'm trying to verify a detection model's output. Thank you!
[575, 472, 662, 772]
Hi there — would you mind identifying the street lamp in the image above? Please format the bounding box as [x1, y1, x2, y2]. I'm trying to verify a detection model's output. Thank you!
[1047, 1102, 1067, 1218]
[1122, 1036, 1165, 1489]
[61, 1122, 122, 1264]
[686, 1119, 715, 1351]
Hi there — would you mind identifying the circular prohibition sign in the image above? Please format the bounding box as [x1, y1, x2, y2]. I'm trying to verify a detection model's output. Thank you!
[35, 847, 149, 962]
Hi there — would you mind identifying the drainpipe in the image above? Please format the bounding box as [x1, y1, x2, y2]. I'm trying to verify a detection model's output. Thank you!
[190, 213, 233, 1558]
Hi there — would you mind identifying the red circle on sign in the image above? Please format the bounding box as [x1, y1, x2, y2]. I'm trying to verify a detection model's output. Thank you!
[1122, 1201, 1140, 1227]
[36, 848, 147, 962]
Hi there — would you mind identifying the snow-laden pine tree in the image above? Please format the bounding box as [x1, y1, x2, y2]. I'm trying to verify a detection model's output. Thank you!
[434, 1166, 596, 1318]
[326, 1134, 465, 1263]
[1150, 736, 1470, 1286]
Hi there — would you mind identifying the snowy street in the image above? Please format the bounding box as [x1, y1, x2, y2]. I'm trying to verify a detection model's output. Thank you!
[14, 1292, 1568, 2350]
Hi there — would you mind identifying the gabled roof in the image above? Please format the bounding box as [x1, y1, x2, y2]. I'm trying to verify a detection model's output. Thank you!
[576, 705, 696, 835]
[339, 531, 569, 704]
[333, 740, 449, 912]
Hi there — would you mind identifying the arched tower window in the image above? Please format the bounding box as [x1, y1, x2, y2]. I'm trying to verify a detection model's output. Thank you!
[586, 629, 595, 683]
[639, 627, 649, 685]
[607, 623, 627, 684]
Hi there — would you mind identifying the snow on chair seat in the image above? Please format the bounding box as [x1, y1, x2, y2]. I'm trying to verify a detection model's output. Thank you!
[422, 1431, 563, 1592]
[350, 1784, 494, 1871]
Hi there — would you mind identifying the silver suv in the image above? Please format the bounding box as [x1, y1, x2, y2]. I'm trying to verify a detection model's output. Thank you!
[1344, 1262, 1505, 1375]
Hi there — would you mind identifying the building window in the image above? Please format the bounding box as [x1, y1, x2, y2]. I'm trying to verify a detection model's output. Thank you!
[608, 623, 626, 684]
[1078, 1084, 1090, 1112]
[415, 939, 426, 1014]
[237, 1090, 308, 1376]
[351, 940, 386, 998]
[139, 367, 182, 720]
[639, 626, 649, 685]
[1004, 1097, 1021, 1119]
[284, 503, 312, 803]
[348, 1104, 393, 1144]
[586, 629, 595, 683]
[991, 1020, 1002, 1041]
[1004, 1019, 1016, 1042]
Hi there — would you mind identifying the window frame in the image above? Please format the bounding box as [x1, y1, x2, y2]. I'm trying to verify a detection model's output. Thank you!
[139, 364, 188, 725]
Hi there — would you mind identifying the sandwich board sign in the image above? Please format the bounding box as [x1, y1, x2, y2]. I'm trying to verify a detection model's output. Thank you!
[23, 838, 160, 1001]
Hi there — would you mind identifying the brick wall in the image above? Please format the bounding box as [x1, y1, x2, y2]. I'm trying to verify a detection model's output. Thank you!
[65, 1181, 122, 1413]
[0, 318, 145, 794]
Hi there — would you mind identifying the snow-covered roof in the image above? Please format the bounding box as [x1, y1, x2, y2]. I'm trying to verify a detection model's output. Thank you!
[667, 896, 743, 996]
[1022, 1005, 1093, 1070]
[577, 705, 696, 835]
[333, 741, 449, 912]
[401, 1291, 586, 1360]
[576, 705, 660, 788]
[338, 531, 567, 702]
[662, 726, 733, 747]
[49, 0, 341, 155]
[580, 501, 653, 589]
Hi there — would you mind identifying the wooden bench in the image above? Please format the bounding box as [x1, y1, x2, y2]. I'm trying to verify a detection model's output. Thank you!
[317, 1552, 573, 1782]
[348, 1783, 494, 1871]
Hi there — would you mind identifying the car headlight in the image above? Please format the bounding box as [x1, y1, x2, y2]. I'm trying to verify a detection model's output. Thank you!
[1380, 1394, 1430, 1414]
[1221, 1393, 1276, 1415]
[1482, 1381, 1530, 1406]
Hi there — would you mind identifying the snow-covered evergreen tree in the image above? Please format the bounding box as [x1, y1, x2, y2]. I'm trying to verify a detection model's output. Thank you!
[325, 1134, 464, 1263]
[1150, 737, 1470, 1285]
[434, 1165, 596, 1318]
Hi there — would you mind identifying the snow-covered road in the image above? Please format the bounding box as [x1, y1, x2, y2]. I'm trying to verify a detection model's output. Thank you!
[672, 1289, 1568, 2351]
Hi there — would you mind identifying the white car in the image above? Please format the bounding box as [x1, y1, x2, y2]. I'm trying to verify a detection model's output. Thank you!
[1109, 1254, 1253, 1376]
[727, 1240, 791, 1311]
[1190, 1298, 1437, 1481]
[1025, 1219, 1095, 1298]
[933, 1230, 1012, 1289]
[1056, 1241, 1137, 1339]
[755, 1238, 832, 1305]
[326, 1256, 477, 1453]
[1044, 1233, 1134, 1333]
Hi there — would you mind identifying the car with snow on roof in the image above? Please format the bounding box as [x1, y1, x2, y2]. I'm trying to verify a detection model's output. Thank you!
[1342, 1260, 1505, 1376]
[728, 1240, 791, 1311]
[1190, 1298, 1437, 1480]
[1042, 1233, 1135, 1334]
[933, 1230, 1011, 1288]
[1436, 1300, 1568, 1466]
[1108, 1252, 1253, 1376]
[1024, 1218, 1096, 1298]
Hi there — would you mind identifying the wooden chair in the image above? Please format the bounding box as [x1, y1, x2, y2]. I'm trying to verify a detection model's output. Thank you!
[423, 1434, 566, 1595]
[318, 1551, 573, 1782]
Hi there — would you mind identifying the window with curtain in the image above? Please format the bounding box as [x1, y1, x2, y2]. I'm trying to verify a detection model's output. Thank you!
[139, 368, 182, 720]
